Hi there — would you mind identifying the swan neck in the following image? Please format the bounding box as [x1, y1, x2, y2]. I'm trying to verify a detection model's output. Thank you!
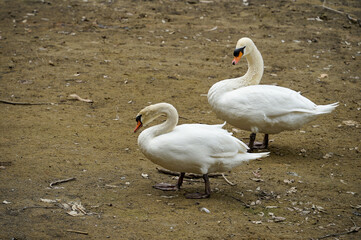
[151, 105, 178, 137]
[208, 45, 264, 105]
[243, 48, 264, 86]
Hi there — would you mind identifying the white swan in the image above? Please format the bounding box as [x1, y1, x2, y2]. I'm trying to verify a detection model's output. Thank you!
[134, 103, 269, 199]
[208, 37, 338, 151]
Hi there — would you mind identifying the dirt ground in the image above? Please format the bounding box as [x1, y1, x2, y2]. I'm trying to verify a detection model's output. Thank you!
[0, 0, 360, 239]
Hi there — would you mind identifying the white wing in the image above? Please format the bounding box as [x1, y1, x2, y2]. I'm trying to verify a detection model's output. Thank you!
[223, 85, 318, 119]
[145, 123, 253, 174]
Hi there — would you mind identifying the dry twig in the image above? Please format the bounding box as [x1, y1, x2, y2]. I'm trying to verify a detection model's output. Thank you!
[66, 229, 89, 235]
[321, 0, 361, 26]
[230, 196, 250, 208]
[222, 173, 237, 186]
[1, 94, 94, 106]
[0, 99, 53, 105]
[0, 161, 12, 166]
[21, 206, 58, 211]
[49, 177, 76, 188]
[316, 217, 360, 239]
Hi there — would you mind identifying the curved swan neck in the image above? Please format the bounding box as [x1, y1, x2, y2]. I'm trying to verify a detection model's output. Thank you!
[148, 103, 178, 137]
[242, 46, 264, 86]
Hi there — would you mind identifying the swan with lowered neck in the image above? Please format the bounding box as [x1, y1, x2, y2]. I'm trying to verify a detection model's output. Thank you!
[208, 37, 338, 151]
[134, 103, 269, 199]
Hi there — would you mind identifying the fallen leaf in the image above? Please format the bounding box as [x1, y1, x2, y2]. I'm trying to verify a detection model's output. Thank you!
[40, 198, 59, 203]
[200, 207, 210, 213]
[68, 94, 93, 103]
[342, 120, 358, 127]
[67, 210, 83, 216]
[284, 179, 295, 184]
[206, 26, 217, 31]
[319, 73, 328, 79]
[273, 216, 286, 222]
[232, 128, 241, 133]
[323, 152, 333, 159]
[252, 171, 261, 178]
[66, 201, 87, 216]
[250, 178, 264, 182]
[350, 226, 360, 232]
[287, 187, 297, 194]
[161, 195, 177, 199]
[287, 172, 299, 177]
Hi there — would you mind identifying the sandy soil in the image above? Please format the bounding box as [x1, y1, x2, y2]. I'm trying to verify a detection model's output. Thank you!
[0, 0, 360, 239]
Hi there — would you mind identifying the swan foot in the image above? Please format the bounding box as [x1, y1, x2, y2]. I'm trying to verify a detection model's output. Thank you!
[184, 174, 211, 199]
[153, 183, 180, 191]
[184, 192, 210, 199]
[248, 133, 269, 152]
[153, 172, 185, 191]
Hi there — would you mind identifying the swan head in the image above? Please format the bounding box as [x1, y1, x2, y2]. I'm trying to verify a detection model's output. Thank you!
[134, 105, 161, 132]
[134, 103, 177, 133]
[232, 37, 255, 65]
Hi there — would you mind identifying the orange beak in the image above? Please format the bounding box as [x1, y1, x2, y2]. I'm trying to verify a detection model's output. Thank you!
[134, 120, 143, 133]
[134, 121, 143, 132]
[232, 55, 242, 65]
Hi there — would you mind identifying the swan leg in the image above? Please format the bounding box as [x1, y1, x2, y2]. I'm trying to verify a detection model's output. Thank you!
[262, 134, 269, 149]
[153, 172, 185, 191]
[247, 133, 257, 152]
[185, 174, 211, 199]
[248, 133, 269, 152]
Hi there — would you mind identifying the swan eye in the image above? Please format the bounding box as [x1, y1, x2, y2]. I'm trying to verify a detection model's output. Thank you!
[233, 46, 246, 57]
[136, 115, 142, 123]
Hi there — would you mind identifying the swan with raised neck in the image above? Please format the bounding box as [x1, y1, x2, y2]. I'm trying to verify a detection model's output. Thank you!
[207, 37, 338, 151]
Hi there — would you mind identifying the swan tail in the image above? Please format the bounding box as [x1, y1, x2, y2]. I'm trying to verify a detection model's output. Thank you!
[217, 121, 227, 128]
[315, 102, 339, 115]
[219, 152, 269, 171]
[233, 152, 270, 165]
[248, 152, 270, 160]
